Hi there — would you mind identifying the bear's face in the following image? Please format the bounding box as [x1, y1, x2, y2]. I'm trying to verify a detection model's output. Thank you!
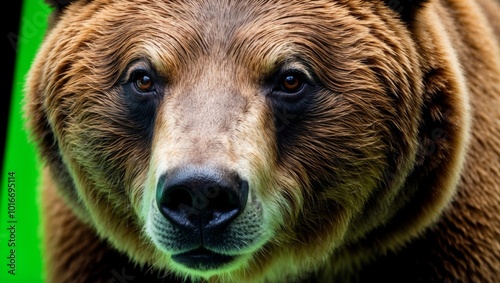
[27, 0, 468, 281]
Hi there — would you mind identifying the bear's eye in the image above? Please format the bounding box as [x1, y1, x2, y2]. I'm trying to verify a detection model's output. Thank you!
[132, 71, 156, 93]
[279, 73, 304, 93]
[268, 69, 312, 113]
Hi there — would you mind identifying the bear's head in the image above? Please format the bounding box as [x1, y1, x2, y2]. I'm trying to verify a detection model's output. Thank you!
[26, 0, 470, 281]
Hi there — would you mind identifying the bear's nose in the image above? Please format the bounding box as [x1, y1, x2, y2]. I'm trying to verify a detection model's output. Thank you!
[156, 167, 248, 233]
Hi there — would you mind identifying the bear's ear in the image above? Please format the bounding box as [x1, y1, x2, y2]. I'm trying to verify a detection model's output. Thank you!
[384, 0, 432, 22]
[44, 0, 91, 28]
[45, 0, 92, 12]
[45, 0, 73, 10]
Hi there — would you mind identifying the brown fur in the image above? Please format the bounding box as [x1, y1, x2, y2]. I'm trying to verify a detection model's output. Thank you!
[25, 0, 500, 282]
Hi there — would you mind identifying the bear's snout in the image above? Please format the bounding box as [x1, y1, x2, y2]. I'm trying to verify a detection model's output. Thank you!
[148, 164, 267, 272]
[156, 166, 249, 232]
[151, 166, 261, 271]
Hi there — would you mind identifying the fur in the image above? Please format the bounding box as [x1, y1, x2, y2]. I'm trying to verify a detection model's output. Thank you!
[25, 0, 500, 282]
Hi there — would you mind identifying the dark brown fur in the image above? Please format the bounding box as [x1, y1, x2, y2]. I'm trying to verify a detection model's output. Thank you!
[26, 0, 500, 282]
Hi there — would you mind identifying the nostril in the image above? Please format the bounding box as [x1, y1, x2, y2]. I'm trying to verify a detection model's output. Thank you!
[203, 187, 239, 227]
[206, 188, 230, 213]
[156, 167, 249, 230]
[163, 187, 192, 211]
[158, 186, 199, 227]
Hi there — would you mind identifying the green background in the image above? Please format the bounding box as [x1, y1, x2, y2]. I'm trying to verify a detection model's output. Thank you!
[1, 0, 50, 282]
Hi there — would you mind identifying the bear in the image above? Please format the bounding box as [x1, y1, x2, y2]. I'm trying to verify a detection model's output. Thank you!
[25, 0, 500, 282]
